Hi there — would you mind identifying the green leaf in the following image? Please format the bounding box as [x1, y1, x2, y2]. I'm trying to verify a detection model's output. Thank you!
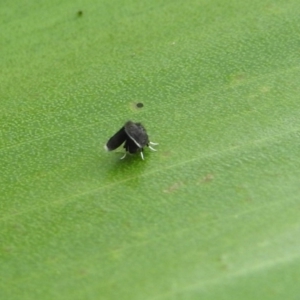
[1, 0, 300, 299]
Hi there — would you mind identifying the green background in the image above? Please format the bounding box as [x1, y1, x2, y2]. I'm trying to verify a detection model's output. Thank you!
[1, 0, 300, 299]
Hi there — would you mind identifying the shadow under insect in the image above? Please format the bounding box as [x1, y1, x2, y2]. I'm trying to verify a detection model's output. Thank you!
[105, 121, 158, 160]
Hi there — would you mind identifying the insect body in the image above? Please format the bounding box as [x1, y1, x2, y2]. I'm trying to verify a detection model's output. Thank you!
[105, 121, 158, 160]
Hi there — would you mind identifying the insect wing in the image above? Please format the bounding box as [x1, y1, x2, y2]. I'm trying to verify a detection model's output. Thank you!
[105, 126, 127, 151]
[124, 121, 149, 148]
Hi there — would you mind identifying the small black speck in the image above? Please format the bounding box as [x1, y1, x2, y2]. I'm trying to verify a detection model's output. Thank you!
[77, 10, 83, 16]
[136, 103, 144, 108]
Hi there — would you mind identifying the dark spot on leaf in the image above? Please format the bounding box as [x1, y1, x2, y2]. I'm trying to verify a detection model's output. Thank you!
[77, 10, 83, 16]
[136, 102, 144, 108]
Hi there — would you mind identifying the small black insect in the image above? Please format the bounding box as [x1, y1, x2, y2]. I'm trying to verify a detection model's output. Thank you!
[105, 121, 158, 160]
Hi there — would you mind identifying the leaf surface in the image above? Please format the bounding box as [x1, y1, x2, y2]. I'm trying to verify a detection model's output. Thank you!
[1, 0, 300, 299]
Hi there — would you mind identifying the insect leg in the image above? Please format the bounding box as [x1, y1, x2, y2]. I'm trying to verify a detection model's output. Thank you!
[120, 153, 127, 160]
[148, 145, 157, 151]
[140, 151, 144, 160]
